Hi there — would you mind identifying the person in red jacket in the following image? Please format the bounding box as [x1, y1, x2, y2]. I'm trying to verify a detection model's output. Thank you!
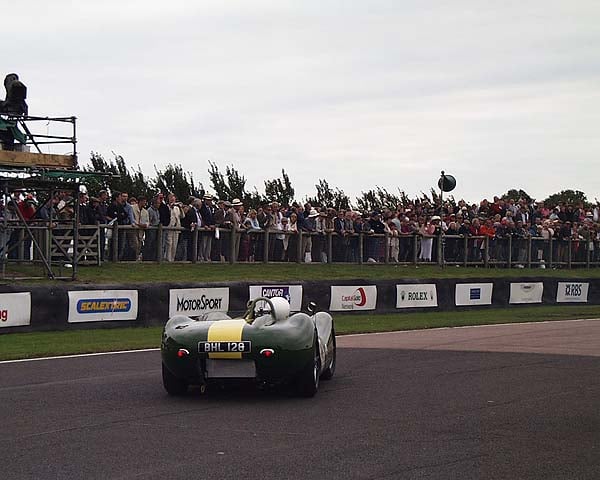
[479, 219, 496, 261]
[17, 193, 36, 260]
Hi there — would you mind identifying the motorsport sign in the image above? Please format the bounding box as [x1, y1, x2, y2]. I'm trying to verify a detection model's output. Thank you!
[0, 292, 31, 328]
[249, 285, 303, 312]
[329, 285, 377, 311]
[68, 290, 138, 323]
[556, 282, 589, 303]
[396, 284, 437, 309]
[169, 288, 229, 317]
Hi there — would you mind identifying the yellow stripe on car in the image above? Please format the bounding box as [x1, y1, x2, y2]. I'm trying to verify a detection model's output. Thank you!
[207, 320, 247, 359]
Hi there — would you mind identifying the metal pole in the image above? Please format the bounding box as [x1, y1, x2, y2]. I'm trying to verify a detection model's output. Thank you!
[71, 116, 78, 167]
[484, 236, 489, 268]
[157, 224, 163, 263]
[229, 227, 235, 264]
[296, 230, 303, 264]
[358, 233, 364, 265]
[384, 232, 390, 264]
[72, 187, 79, 280]
[263, 230, 269, 264]
[95, 225, 101, 266]
[413, 232, 418, 266]
[1, 186, 7, 278]
[192, 228, 199, 263]
[439, 170, 445, 268]
[112, 223, 119, 263]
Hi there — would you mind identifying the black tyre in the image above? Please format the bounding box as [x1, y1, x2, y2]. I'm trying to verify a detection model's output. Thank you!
[320, 330, 336, 381]
[296, 338, 320, 397]
[162, 363, 189, 396]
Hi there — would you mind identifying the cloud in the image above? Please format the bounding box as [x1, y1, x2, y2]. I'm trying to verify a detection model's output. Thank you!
[2, 0, 599, 203]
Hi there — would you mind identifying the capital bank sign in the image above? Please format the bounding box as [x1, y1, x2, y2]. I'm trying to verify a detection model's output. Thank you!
[0, 292, 31, 328]
[330, 286, 377, 311]
[396, 284, 437, 308]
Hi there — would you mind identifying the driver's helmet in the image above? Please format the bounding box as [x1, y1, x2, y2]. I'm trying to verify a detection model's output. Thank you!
[269, 296, 290, 321]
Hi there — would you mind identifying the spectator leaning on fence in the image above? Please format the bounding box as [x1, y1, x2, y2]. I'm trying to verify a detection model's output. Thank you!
[225, 199, 244, 261]
[132, 196, 149, 261]
[142, 196, 160, 261]
[199, 194, 215, 262]
[274, 214, 288, 261]
[182, 197, 202, 261]
[106, 192, 127, 261]
[164, 193, 183, 262]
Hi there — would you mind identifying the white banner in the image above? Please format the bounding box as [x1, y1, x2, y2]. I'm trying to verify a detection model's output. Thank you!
[509, 282, 543, 304]
[556, 282, 589, 303]
[330, 285, 377, 311]
[396, 284, 437, 308]
[0, 292, 31, 328]
[169, 288, 229, 317]
[455, 283, 493, 306]
[68, 290, 138, 323]
[249, 285, 303, 312]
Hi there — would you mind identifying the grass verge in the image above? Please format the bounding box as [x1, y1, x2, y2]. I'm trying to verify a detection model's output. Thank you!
[1, 305, 599, 361]
[3, 262, 600, 284]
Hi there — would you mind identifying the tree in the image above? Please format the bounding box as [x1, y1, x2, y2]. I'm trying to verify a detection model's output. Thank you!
[154, 164, 202, 202]
[544, 189, 588, 207]
[83, 152, 198, 201]
[305, 179, 351, 210]
[264, 169, 295, 206]
[208, 161, 263, 208]
[502, 189, 532, 204]
[356, 187, 401, 212]
[208, 161, 246, 201]
[83, 152, 148, 198]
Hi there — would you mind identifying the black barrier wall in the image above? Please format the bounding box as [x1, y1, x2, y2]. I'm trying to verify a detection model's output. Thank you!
[0, 278, 598, 333]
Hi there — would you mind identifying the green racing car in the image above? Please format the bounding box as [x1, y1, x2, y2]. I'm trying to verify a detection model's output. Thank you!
[161, 296, 336, 397]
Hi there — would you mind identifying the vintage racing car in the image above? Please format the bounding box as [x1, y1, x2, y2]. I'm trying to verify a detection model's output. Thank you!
[161, 296, 336, 397]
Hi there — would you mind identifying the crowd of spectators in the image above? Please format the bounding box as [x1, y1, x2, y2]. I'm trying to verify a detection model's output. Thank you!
[2, 190, 600, 266]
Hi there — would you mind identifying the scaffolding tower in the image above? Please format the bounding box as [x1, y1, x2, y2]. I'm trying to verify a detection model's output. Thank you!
[0, 114, 110, 281]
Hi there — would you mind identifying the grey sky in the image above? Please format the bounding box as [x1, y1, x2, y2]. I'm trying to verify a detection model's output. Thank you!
[7, 0, 600, 204]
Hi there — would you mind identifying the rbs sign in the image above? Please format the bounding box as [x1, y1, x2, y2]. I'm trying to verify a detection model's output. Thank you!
[556, 282, 589, 303]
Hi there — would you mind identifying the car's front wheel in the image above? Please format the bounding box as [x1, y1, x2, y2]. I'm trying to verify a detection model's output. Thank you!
[162, 363, 189, 396]
[296, 338, 320, 397]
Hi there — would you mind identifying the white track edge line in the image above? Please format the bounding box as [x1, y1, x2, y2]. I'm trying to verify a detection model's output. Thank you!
[1, 317, 599, 364]
[0, 348, 160, 364]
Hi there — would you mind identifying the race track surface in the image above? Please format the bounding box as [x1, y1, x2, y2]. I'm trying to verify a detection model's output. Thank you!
[1, 319, 599, 479]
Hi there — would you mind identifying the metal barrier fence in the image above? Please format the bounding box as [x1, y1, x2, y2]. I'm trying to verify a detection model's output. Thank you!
[2, 223, 599, 269]
[0, 220, 100, 267]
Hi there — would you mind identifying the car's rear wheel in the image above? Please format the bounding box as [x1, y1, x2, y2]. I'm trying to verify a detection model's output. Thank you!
[296, 337, 320, 397]
[320, 324, 336, 380]
[162, 363, 189, 396]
